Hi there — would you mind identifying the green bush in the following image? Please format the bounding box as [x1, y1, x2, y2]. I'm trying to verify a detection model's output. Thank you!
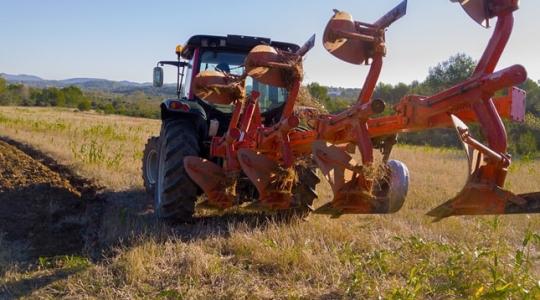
[516, 132, 537, 156]
[77, 99, 91, 111]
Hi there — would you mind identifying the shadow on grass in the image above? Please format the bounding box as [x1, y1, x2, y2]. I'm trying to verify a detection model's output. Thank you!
[0, 186, 295, 296]
[0, 135, 303, 296]
[98, 188, 303, 251]
[0, 268, 82, 299]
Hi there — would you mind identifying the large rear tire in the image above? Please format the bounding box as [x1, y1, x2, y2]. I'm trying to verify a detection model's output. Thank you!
[155, 119, 200, 222]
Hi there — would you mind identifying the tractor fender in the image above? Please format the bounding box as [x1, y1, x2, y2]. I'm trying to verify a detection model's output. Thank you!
[160, 99, 208, 144]
[160, 98, 207, 121]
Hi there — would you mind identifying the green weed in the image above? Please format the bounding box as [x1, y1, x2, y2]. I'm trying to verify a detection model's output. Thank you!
[82, 124, 128, 141]
[38, 255, 91, 270]
[343, 230, 540, 299]
[70, 139, 123, 169]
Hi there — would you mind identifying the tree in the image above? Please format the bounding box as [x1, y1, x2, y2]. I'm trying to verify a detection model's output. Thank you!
[77, 99, 91, 111]
[307, 82, 329, 102]
[519, 79, 540, 115]
[40, 87, 65, 106]
[0, 77, 6, 94]
[423, 53, 476, 93]
[102, 103, 115, 114]
[61, 86, 84, 107]
[6, 84, 27, 105]
[374, 82, 410, 105]
[0, 77, 7, 104]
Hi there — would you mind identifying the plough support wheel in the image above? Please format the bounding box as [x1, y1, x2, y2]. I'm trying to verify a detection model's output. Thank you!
[312, 141, 409, 216]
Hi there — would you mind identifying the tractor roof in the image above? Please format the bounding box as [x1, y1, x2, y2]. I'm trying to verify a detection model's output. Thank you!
[180, 35, 300, 59]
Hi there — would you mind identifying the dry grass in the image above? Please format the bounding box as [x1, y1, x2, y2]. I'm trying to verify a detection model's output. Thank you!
[0, 107, 160, 189]
[0, 106, 539, 299]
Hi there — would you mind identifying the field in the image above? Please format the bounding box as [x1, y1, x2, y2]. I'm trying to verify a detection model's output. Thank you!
[0, 106, 539, 299]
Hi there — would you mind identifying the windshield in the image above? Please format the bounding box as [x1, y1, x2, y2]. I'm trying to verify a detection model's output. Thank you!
[197, 50, 288, 112]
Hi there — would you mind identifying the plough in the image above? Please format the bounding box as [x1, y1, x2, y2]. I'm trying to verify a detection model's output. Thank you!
[147, 0, 539, 222]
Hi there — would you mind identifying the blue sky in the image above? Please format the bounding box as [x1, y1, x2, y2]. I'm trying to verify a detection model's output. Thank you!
[1, 0, 539, 88]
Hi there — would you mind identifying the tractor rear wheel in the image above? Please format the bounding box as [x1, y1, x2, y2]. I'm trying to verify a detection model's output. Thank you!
[155, 119, 200, 222]
[287, 128, 321, 216]
[287, 164, 320, 217]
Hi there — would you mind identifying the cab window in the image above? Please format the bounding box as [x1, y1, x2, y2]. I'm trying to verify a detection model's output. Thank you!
[197, 50, 288, 112]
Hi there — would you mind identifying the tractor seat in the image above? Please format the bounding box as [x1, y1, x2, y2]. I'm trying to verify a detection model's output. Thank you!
[244, 45, 303, 88]
[193, 70, 245, 105]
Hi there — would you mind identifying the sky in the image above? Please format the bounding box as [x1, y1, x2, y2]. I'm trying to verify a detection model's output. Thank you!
[1, 0, 539, 88]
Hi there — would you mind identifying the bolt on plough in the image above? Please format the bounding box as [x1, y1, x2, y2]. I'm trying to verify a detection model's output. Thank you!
[146, 0, 539, 222]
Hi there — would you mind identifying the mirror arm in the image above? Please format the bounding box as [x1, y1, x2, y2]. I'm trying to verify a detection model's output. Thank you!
[158, 61, 189, 68]
[177, 56, 185, 99]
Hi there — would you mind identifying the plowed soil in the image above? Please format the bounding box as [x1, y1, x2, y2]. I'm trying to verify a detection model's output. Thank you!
[0, 139, 102, 259]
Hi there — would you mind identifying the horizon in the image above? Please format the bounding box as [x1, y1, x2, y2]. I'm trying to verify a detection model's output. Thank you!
[1, 1, 539, 88]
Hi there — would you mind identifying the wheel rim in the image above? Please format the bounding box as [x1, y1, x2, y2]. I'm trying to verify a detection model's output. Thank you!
[155, 138, 167, 212]
[145, 149, 158, 185]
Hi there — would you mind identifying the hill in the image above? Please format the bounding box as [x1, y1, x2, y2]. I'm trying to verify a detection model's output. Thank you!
[0, 72, 178, 96]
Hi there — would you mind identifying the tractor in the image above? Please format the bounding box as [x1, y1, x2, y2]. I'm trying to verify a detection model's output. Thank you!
[144, 35, 321, 222]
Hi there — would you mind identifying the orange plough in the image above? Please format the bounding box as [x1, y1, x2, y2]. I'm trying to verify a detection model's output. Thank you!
[182, 0, 539, 220]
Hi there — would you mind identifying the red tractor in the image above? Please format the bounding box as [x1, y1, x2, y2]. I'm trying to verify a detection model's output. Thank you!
[144, 35, 320, 222]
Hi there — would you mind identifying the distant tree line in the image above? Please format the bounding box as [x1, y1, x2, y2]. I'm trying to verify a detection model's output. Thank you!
[2, 53, 539, 155]
[308, 53, 540, 156]
[0, 77, 160, 119]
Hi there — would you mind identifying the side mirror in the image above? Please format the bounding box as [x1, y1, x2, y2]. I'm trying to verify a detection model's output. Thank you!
[153, 66, 164, 87]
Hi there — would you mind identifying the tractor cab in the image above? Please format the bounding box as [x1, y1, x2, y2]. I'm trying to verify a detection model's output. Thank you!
[154, 35, 301, 128]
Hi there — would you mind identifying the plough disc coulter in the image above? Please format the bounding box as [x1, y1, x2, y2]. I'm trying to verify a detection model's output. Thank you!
[148, 0, 539, 222]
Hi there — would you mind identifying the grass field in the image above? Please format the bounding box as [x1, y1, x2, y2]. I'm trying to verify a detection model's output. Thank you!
[0, 106, 539, 299]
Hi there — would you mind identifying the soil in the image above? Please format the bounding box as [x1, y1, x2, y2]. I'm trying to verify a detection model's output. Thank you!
[0, 138, 103, 259]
